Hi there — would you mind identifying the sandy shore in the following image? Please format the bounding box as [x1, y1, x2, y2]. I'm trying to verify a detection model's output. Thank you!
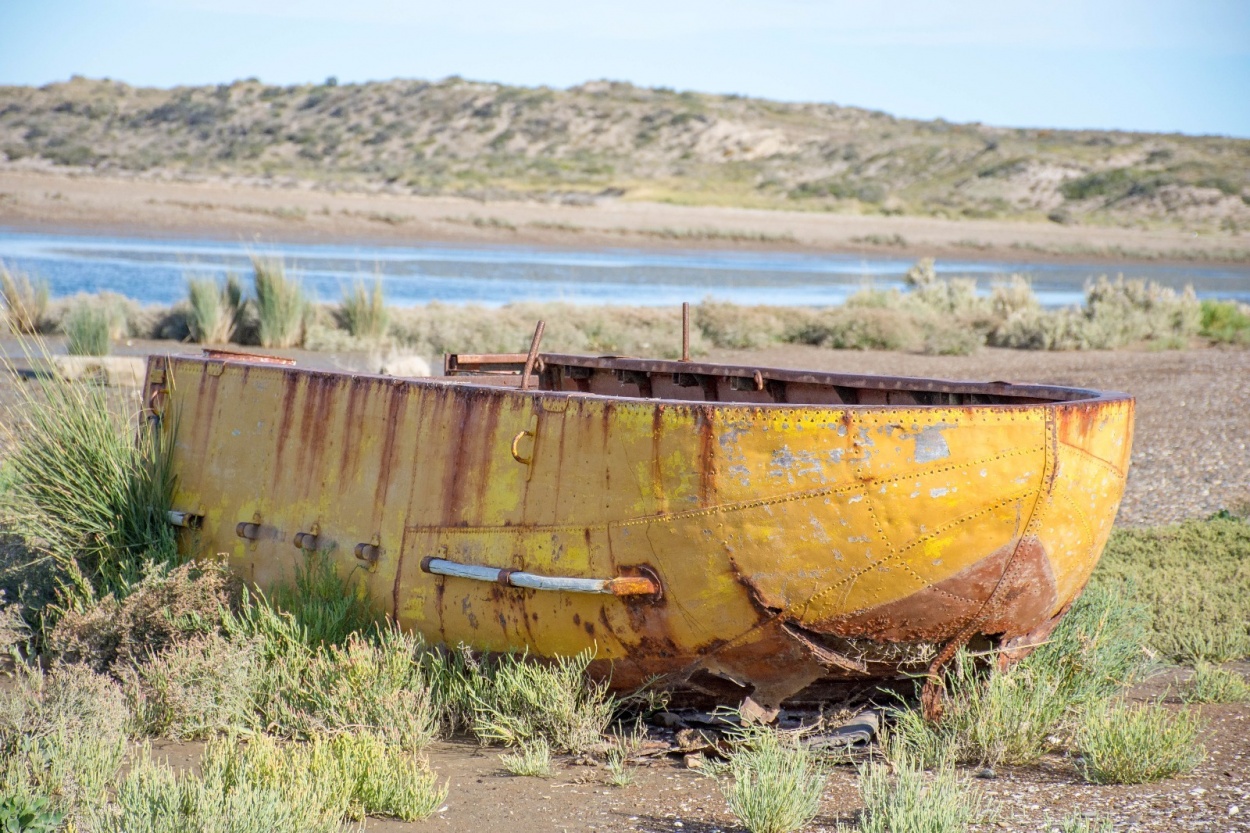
[2, 169, 1246, 264]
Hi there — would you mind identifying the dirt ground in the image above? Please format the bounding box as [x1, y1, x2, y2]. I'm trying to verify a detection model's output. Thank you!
[3, 340, 1249, 831]
[2, 169, 1245, 265]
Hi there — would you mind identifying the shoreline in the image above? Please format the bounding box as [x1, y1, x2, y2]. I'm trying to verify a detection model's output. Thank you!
[3, 169, 1248, 268]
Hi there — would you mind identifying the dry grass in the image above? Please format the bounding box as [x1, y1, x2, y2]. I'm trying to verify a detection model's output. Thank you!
[0, 264, 49, 334]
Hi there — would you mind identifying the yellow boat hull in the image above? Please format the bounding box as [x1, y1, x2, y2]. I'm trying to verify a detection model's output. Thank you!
[147, 353, 1132, 705]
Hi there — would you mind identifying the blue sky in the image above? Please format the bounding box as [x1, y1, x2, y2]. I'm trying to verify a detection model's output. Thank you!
[2, 1, 1247, 137]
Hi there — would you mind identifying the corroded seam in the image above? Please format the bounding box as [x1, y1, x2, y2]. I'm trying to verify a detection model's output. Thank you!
[399, 443, 1048, 537]
[791, 486, 1042, 619]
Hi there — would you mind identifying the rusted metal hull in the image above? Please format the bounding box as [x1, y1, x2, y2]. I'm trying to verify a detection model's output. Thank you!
[146, 353, 1133, 706]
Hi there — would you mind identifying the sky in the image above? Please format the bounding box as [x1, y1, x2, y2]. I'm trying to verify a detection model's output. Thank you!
[1, 1, 1247, 137]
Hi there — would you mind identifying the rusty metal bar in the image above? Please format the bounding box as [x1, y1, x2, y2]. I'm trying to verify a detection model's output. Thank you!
[166, 510, 203, 529]
[681, 302, 691, 362]
[520, 320, 546, 391]
[444, 353, 528, 376]
[202, 348, 296, 366]
[420, 556, 659, 597]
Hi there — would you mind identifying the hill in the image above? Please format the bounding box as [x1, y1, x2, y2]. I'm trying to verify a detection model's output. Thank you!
[1, 76, 1248, 231]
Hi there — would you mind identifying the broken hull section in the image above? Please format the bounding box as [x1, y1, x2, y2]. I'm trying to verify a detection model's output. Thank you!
[147, 354, 1133, 706]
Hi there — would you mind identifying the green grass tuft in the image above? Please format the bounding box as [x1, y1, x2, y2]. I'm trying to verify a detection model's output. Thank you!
[856, 750, 986, 833]
[1076, 700, 1205, 784]
[251, 257, 306, 348]
[61, 303, 112, 356]
[499, 738, 556, 778]
[187, 274, 245, 344]
[337, 279, 389, 340]
[718, 724, 827, 833]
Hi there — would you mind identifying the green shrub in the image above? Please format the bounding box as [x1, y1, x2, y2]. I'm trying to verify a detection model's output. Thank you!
[792, 308, 921, 351]
[0, 666, 131, 821]
[436, 648, 613, 753]
[61, 303, 112, 356]
[100, 733, 446, 830]
[1091, 518, 1250, 662]
[857, 751, 985, 833]
[1077, 701, 1204, 784]
[337, 279, 389, 340]
[252, 626, 438, 750]
[1200, 299, 1250, 344]
[0, 362, 177, 606]
[1182, 663, 1250, 704]
[719, 725, 826, 833]
[890, 656, 1069, 769]
[126, 632, 260, 739]
[187, 274, 245, 344]
[0, 265, 49, 334]
[47, 560, 239, 672]
[499, 738, 555, 778]
[251, 257, 306, 348]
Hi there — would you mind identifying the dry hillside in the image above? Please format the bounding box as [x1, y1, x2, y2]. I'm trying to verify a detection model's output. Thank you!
[2, 75, 1248, 231]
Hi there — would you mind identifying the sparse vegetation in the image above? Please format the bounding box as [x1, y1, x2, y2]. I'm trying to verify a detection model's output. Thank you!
[1183, 663, 1250, 704]
[3, 76, 1249, 230]
[1076, 700, 1205, 784]
[889, 584, 1151, 769]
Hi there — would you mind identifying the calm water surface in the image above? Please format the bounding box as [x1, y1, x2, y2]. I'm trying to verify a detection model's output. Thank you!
[2, 230, 1248, 308]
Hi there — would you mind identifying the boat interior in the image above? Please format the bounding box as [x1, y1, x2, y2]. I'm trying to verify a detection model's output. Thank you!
[443, 352, 1106, 407]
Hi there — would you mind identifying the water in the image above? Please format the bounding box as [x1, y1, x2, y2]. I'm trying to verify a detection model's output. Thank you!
[2, 229, 1248, 308]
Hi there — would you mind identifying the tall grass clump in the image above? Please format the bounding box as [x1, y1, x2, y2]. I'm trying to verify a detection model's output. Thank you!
[251, 256, 306, 348]
[0, 356, 176, 606]
[716, 724, 827, 833]
[0, 264, 49, 334]
[187, 274, 245, 344]
[1076, 701, 1204, 784]
[61, 302, 112, 356]
[338, 279, 389, 340]
[856, 750, 985, 833]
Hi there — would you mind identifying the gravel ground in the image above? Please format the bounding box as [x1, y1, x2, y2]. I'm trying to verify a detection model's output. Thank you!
[708, 345, 1250, 526]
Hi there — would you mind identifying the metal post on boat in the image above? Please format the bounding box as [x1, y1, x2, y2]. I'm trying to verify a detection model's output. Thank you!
[520, 320, 546, 391]
[681, 301, 691, 362]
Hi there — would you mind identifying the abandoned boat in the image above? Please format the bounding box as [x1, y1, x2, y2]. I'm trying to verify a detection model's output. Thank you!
[147, 334, 1133, 706]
